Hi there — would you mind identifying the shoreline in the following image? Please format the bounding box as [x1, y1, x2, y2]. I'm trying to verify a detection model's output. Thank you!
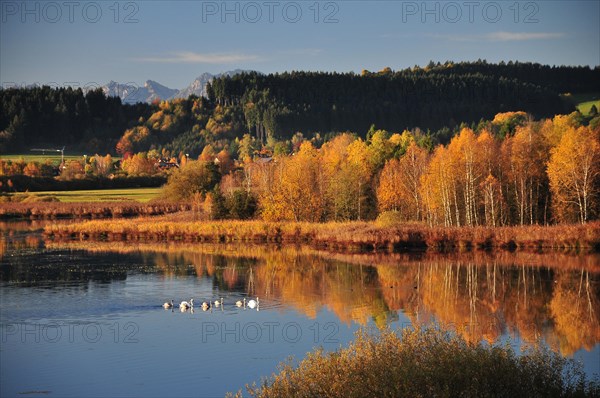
[44, 218, 600, 253]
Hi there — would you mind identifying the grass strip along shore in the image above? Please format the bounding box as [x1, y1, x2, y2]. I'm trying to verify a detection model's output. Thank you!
[44, 218, 600, 253]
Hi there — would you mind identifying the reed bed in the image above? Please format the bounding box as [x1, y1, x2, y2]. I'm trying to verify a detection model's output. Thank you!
[44, 219, 600, 252]
[1, 202, 190, 220]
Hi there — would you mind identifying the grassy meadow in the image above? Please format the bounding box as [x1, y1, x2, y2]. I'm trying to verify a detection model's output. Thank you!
[1, 186, 177, 219]
[23, 188, 162, 203]
[561, 92, 600, 115]
[577, 99, 600, 115]
[1, 153, 86, 165]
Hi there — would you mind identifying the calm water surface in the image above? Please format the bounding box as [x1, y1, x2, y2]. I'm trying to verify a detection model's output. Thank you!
[1, 224, 599, 397]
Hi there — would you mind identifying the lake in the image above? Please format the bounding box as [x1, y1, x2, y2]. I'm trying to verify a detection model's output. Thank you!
[1, 224, 599, 397]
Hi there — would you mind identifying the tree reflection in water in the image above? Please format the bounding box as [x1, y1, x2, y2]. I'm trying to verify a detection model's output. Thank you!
[7, 239, 600, 356]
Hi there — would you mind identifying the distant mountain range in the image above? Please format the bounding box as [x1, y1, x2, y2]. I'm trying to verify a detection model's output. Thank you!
[100, 69, 249, 104]
[102, 80, 177, 104]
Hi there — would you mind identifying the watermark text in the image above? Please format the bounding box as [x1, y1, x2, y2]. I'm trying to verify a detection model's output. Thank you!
[2, 322, 140, 344]
[1, 1, 140, 23]
[401, 1, 539, 23]
[201, 1, 339, 23]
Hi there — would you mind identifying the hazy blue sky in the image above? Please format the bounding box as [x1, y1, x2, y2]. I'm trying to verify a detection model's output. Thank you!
[1, 1, 599, 89]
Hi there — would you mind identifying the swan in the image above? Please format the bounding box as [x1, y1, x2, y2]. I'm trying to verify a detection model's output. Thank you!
[163, 299, 174, 309]
[201, 300, 211, 311]
[214, 297, 223, 307]
[247, 297, 259, 309]
[180, 298, 194, 310]
[235, 298, 246, 307]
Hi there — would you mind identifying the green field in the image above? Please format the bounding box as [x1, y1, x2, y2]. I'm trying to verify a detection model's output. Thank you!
[1, 153, 121, 165]
[561, 92, 600, 116]
[19, 188, 161, 203]
[576, 99, 600, 115]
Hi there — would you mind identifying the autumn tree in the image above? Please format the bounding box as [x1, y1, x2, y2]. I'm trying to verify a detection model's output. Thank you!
[377, 158, 403, 213]
[451, 128, 483, 226]
[503, 122, 549, 225]
[346, 138, 376, 220]
[253, 159, 286, 221]
[477, 130, 504, 226]
[320, 133, 361, 220]
[398, 141, 428, 220]
[23, 162, 41, 177]
[93, 154, 113, 177]
[547, 126, 599, 223]
[480, 174, 502, 227]
[59, 160, 85, 180]
[542, 113, 580, 148]
[121, 153, 157, 176]
[368, 130, 395, 172]
[199, 144, 217, 162]
[377, 141, 428, 221]
[215, 149, 234, 175]
[421, 145, 455, 226]
[238, 133, 257, 162]
[491, 111, 528, 137]
[265, 142, 325, 222]
[162, 160, 220, 202]
[116, 126, 150, 154]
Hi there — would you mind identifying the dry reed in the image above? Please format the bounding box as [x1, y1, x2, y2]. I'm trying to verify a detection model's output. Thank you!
[44, 219, 600, 252]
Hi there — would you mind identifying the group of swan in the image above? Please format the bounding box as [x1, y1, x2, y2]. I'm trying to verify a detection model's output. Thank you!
[163, 297, 259, 311]
[162, 299, 195, 311]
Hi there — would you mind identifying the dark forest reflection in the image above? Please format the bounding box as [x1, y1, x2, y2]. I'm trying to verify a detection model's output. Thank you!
[3, 238, 599, 356]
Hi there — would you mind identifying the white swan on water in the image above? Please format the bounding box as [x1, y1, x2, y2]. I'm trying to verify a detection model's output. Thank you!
[247, 297, 259, 309]
[235, 298, 246, 307]
[214, 298, 223, 307]
[180, 298, 194, 310]
[163, 299, 174, 309]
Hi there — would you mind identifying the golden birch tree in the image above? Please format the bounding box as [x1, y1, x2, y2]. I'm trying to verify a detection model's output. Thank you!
[547, 126, 600, 223]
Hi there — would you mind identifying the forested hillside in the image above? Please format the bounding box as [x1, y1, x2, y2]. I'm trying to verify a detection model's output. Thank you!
[1, 61, 598, 156]
[0, 86, 152, 153]
[207, 61, 599, 140]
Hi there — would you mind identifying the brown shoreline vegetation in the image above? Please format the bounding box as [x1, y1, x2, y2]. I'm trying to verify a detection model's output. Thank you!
[44, 218, 600, 253]
[0, 201, 190, 220]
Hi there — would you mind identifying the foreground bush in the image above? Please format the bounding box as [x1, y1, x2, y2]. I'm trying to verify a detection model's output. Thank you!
[238, 327, 599, 398]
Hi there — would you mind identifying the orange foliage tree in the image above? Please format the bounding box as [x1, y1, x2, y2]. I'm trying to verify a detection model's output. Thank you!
[377, 141, 428, 221]
[547, 126, 600, 223]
